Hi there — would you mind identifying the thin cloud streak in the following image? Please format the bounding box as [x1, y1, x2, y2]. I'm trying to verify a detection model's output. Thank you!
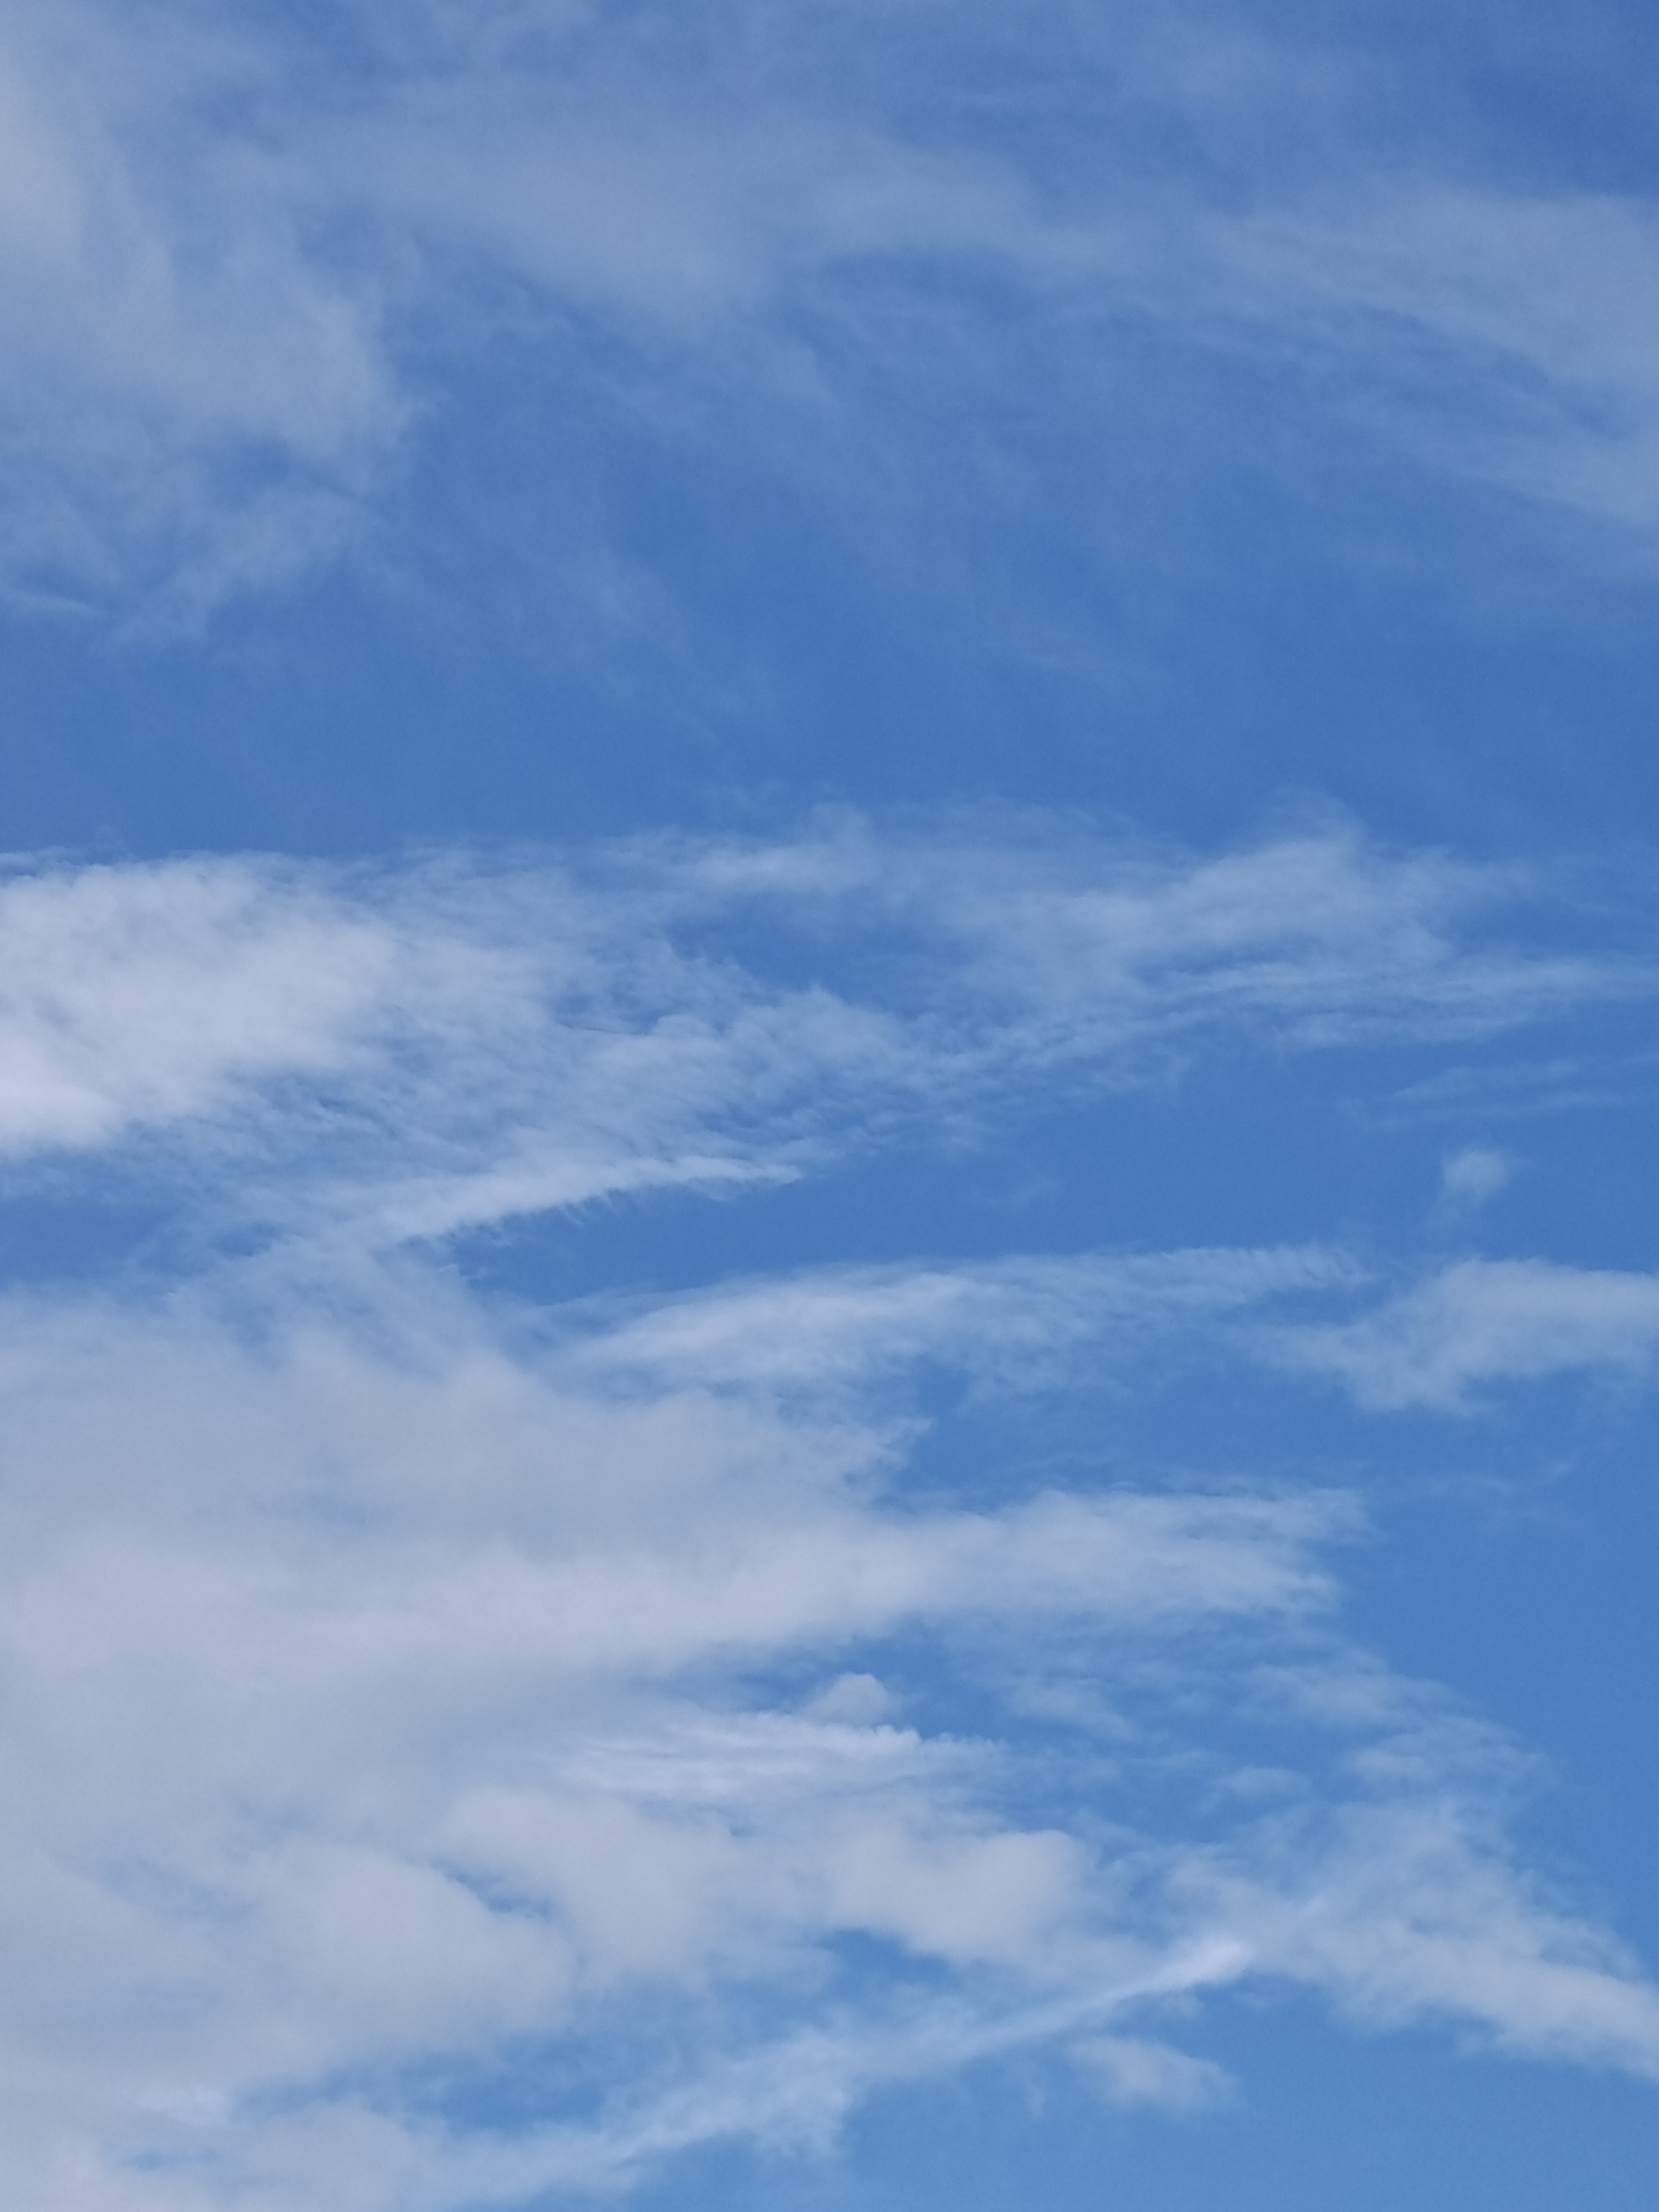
[563, 1246, 1354, 1396]
[1275, 1255, 1659, 1410]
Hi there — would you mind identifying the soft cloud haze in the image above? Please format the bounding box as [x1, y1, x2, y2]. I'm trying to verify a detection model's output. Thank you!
[3, 6, 1658, 2211]
[1278, 1256, 1659, 1410]
[6, 1, 1659, 621]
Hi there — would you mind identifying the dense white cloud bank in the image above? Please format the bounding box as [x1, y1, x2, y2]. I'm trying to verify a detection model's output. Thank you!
[3, 817, 1659, 2208]
[4, 1, 1659, 615]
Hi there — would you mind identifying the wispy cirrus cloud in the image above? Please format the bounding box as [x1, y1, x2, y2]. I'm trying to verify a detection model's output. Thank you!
[3, 1, 1659, 620]
[1275, 1255, 1659, 1410]
[3, 811, 1659, 2207]
[1, 817, 1643, 1247]
[0, 1, 396, 617]
[562, 1245, 1351, 1398]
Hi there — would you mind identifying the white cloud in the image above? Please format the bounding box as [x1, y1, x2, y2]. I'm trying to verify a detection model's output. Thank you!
[1, 3, 1658, 615]
[0, 844, 899, 1232]
[1437, 1144, 1515, 1213]
[1183, 1791, 1659, 2077]
[2, 817, 1658, 2203]
[0, 857, 398, 1152]
[683, 814, 1633, 1052]
[0, 1254, 1314, 2202]
[1276, 1256, 1659, 1410]
[1198, 186, 1659, 536]
[567, 1245, 1351, 1397]
[1, 1237, 1656, 2205]
[802, 1671, 894, 1725]
[0, 822, 1630, 1242]
[1071, 2033, 1235, 2112]
[0, 3, 396, 617]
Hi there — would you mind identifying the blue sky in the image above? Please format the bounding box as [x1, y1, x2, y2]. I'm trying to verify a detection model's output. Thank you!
[3, 4, 1659, 2207]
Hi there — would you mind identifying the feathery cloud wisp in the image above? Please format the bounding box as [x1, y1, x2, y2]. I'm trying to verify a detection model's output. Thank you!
[1275, 1256, 1659, 1410]
[4, 813, 1658, 2205]
[5, 2, 1659, 618]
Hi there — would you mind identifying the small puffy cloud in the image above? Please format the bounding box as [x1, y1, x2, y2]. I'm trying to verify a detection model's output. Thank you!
[1437, 1144, 1515, 1213]
[1071, 2034, 1235, 2112]
[803, 1673, 895, 1725]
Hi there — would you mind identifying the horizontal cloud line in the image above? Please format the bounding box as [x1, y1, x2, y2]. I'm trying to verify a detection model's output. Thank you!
[0, 819, 1645, 1254]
